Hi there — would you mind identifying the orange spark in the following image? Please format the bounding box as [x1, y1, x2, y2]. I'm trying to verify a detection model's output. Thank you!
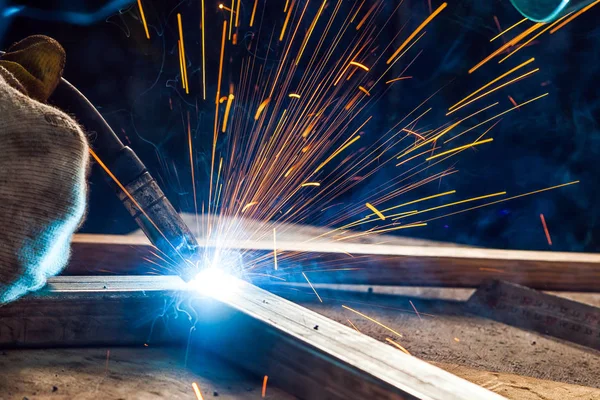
[402, 128, 425, 140]
[242, 201, 258, 212]
[192, 382, 204, 400]
[349, 61, 370, 71]
[219, 96, 228, 103]
[229, 0, 234, 40]
[366, 202, 385, 220]
[508, 95, 518, 108]
[342, 305, 403, 337]
[540, 214, 552, 246]
[137, 0, 150, 39]
[201, 0, 206, 99]
[302, 272, 323, 302]
[250, 0, 258, 27]
[356, 1, 377, 30]
[454, 337, 460, 342]
[177, 13, 189, 94]
[490, 17, 527, 42]
[295, 0, 326, 65]
[347, 319, 361, 332]
[358, 86, 371, 96]
[235, 0, 240, 27]
[273, 228, 278, 270]
[469, 23, 544, 74]
[262, 376, 268, 398]
[550, 0, 600, 34]
[178, 40, 185, 90]
[386, 2, 447, 64]
[280, 0, 295, 41]
[222, 94, 235, 132]
[386, 76, 413, 84]
[386, 338, 411, 355]
[255, 98, 271, 120]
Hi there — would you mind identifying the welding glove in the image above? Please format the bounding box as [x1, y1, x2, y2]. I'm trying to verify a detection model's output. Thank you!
[0, 35, 89, 303]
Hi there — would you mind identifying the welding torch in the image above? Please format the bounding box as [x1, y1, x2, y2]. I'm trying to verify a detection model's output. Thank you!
[49, 78, 200, 280]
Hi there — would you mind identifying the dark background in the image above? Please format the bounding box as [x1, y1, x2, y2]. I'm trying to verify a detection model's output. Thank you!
[1, 0, 599, 252]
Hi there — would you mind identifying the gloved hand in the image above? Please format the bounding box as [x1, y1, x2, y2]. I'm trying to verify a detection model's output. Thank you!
[0, 35, 89, 303]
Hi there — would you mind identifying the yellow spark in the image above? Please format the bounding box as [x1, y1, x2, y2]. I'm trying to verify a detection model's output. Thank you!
[280, 0, 295, 41]
[366, 202, 385, 220]
[242, 201, 258, 212]
[358, 86, 371, 96]
[386, 338, 411, 355]
[490, 17, 527, 42]
[469, 23, 544, 74]
[351, 1, 365, 23]
[386, 76, 412, 84]
[550, 0, 600, 34]
[445, 93, 549, 143]
[342, 305, 403, 337]
[380, 191, 456, 214]
[178, 40, 185, 90]
[288, 93, 301, 98]
[349, 61, 370, 71]
[192, 382, 204, 400]
[201, 0, 206, 100]
[137, 0, 150, 39]
[250, 0, 258, 27]
[301, 182, 321, 187]
[219, 96, 228, 103]
[302, 272, 323, 302]
[235, 0, 240, 27]
[273, 228, 278, 270]
[255, 98, 271, 120]
[400, 192, 506, 218]
[450, 57, 535, 110]
[341, 223, 428, 240]
[425, 181, 579, 223]
[222, 94, 235, 132]
[315, 135, 360, 173]
[295, 0, 326, 65]
[177, 14, 189, 94]
[262, 376, 268, 398]
[454, 337, 460, 342]
[500, 14, 571, 63]
[386, 2, 447, 64]
[229, 0, 234, 40]
[347, 319, 361, 332]
[427, 138, 494, 161]
[284, 0, 290, 12]
[447, 69, 539, 115]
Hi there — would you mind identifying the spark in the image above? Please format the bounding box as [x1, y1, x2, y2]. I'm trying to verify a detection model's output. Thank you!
[349, 61, 370, 71]
[314, 135, 361, 173]
[358, 86, 371, 96]
[295, 0, 327, 65]
[454, 337, 460, 342]
[508, 95, 518, 108]
[347, 319, 361, 332]
[365, 202, 385, 220]
[178, 40, 185, 90]
[250, 0, 258, 27]
[302, 272, 323, 302]
[262, 375, 268, 398]
[137, 0, 150, 39]
[550, 0, 600, 34]
[490, 17, 527, 42]
[235, 0, 240, 27]
[301, 182, 321, 187]
[280, 0, 295, 41]
[450, 57, 535, 110]
[386, 2, 447, 64]
[177, 13, 189, 94]
[356, 1, 377, 30]
[395, 192, 506, 219]
[255, 98, 271, 120]
[288, 93, 301, 99]
[409, 300, 422, 321]
[386, 338, 411, 355]
[469, 23, 545, 74]
[426, 138, 494, 161]
[402, 128, 425, 140]
[187, 112, 199, 234]
[479, 267, 504, 273]
[192, 382, 204, 400]
[380, 191, 456, 214]
[273, 228, 278, 270]
[229, 0, 234, 40]
[242, 201, 259, 212]
[222, 94, 235, 132]
[342, 305, 403, 337]
[386, 76, 413, 84]
[540, 214, 552, 246]
[201, 0, 206, 99]
[446, 69, 539, 116]
[218, 4, 231, 11]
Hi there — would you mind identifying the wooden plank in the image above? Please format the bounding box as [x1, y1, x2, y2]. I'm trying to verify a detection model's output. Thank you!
[69, 234, 600, 291]
[0, 276, 503, 400]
